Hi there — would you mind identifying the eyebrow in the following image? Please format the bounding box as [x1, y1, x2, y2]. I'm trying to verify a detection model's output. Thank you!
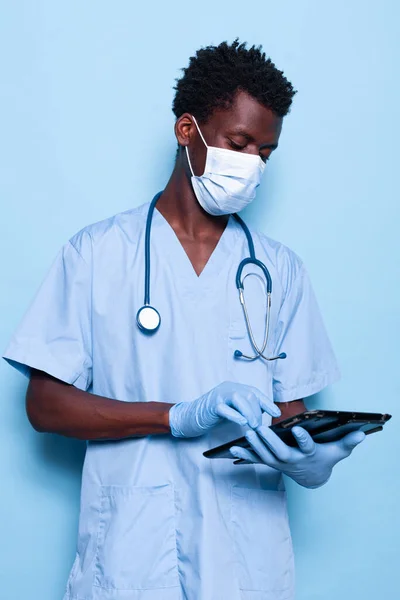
[229, 129, 278, 150]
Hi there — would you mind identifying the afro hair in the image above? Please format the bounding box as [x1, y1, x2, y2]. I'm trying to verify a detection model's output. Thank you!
[173, 38, 297, 123]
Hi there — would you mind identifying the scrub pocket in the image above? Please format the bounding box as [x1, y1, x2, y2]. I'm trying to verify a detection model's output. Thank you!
[231, 486, 294, 595]
[94, 484, 179, 591]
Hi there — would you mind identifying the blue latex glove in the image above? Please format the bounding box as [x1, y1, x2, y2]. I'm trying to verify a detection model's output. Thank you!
[169, 381, 281, 438]
[230, 425, 366, 489]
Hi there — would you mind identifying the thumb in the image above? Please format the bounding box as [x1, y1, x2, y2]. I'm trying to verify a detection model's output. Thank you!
[340, 430, 366, 453]
[292, 426, 316, 455]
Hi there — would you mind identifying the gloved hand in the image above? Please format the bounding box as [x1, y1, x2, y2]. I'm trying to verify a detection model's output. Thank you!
[169, 381, 281, 438]
[230, 425, 366, 489]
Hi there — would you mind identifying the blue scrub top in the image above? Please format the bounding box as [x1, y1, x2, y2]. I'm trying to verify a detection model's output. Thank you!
[3, 201, 340, 600]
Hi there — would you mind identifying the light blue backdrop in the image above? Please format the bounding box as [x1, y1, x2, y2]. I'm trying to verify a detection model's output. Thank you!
[0, 1, 398, 599]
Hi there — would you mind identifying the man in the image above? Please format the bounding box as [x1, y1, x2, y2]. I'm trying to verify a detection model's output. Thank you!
[3, 39, 365, 600]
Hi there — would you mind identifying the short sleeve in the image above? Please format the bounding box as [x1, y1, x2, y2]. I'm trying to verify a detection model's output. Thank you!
[272, 263, 340, 403]
[2, 233, 92, 391]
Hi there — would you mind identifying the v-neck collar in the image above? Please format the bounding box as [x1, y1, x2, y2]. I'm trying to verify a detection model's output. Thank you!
[153, 206, 240, 286]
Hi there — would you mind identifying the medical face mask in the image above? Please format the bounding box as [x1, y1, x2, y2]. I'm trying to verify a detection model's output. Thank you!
[185, 115, 266, 216]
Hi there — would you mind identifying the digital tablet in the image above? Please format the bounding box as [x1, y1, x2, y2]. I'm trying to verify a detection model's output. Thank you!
[203, 410, 392, 460]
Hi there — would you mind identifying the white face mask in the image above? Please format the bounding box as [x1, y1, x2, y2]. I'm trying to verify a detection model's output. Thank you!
[185, 115, 266, 216]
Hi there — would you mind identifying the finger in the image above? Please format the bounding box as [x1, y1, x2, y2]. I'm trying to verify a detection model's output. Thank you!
[230, 446, 261, 464]
[246, 386, 281, 418]
[215, 404, 248, 427]
[244, 430, 281, 468]
[229, 392, 262, 429]
[291, 426, 316, 455]
[340, 431, 366, 453]
[255, 425, 293, 462]
[260, 399, 281, 418]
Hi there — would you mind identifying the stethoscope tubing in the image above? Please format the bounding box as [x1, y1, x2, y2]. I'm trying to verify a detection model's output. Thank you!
[144, 192, 162, 306]
[140, 191, 286, 362]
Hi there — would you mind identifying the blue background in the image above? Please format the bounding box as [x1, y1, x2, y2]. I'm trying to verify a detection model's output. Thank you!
[0, 1, 398, 598]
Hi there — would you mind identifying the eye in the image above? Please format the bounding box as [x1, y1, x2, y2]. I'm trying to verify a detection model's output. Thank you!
[260, 155, 270, 163]
[228, 139, 246, 151]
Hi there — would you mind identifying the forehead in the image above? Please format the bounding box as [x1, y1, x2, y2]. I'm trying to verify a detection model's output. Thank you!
[208, 90, 282, 139]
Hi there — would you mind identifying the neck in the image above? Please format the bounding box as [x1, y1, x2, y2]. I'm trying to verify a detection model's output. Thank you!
[156, 152, 228, 238]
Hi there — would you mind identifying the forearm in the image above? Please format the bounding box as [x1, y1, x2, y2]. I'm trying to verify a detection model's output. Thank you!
[27, 370, 173, 441]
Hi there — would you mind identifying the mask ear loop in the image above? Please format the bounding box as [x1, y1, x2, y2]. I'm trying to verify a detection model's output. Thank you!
[185, 115, 208, 177]
[191, 115, 209, 148]
[185, 146, 195, 177]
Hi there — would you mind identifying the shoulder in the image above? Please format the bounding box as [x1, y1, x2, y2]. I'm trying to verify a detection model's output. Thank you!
[250, 227, 305, 295]
[67, 203, 149, 262]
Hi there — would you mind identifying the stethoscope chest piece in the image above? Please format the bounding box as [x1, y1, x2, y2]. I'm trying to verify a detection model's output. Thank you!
[136, 305, 161, 334]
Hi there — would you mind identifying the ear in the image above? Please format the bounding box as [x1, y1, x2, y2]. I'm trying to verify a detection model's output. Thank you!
[175, 113, 195, 147]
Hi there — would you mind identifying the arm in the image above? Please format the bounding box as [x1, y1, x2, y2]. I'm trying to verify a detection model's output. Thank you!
[27, 373, 279, 442]
[26, 369, 173, 440]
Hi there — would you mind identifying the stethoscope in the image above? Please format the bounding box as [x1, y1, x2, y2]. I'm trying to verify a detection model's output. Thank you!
[136, 192, 287, 362]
